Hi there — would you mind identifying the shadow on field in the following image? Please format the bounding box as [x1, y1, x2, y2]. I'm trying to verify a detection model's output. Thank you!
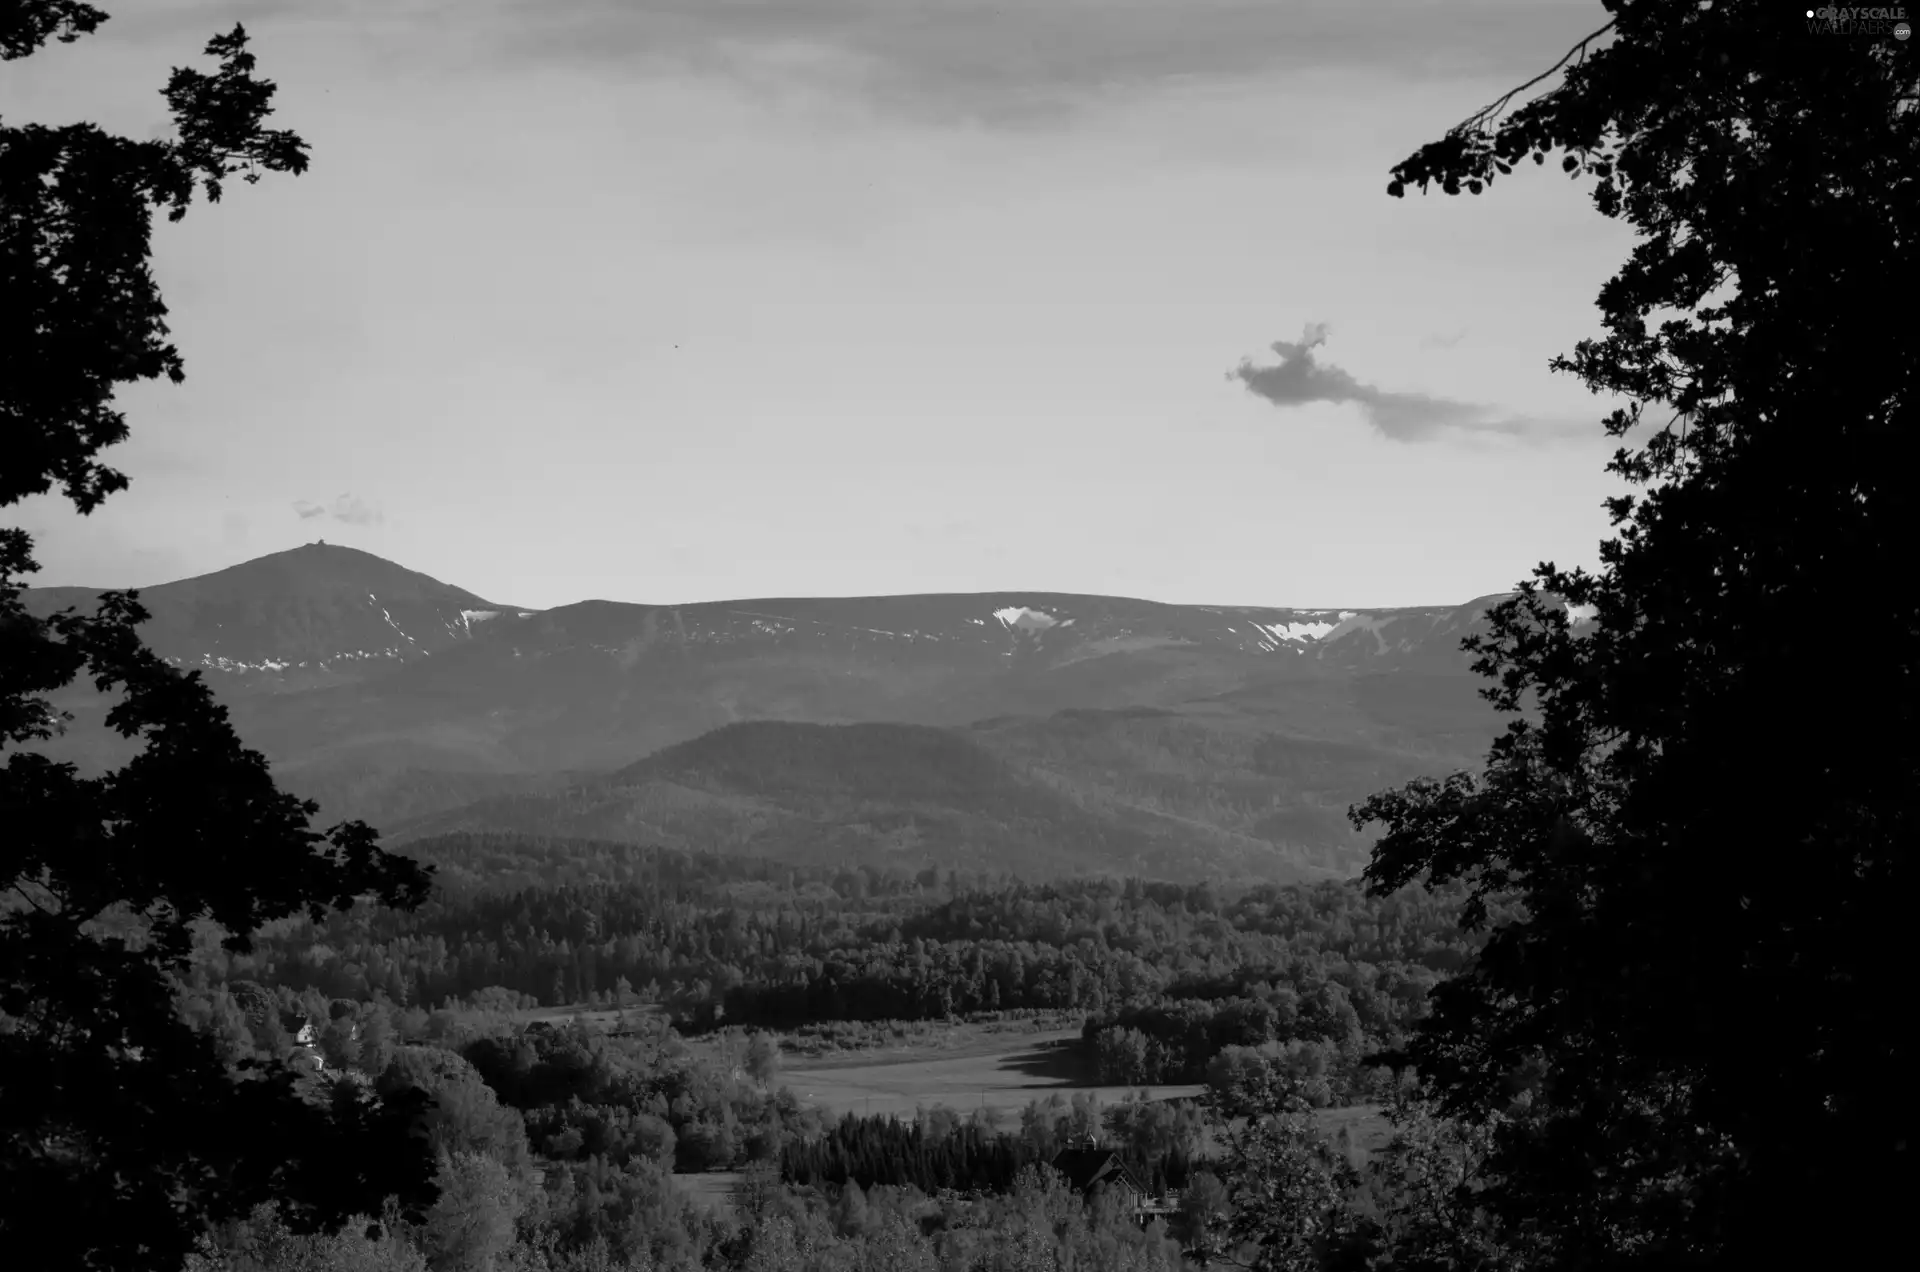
[995, 1037, 1091, 1086]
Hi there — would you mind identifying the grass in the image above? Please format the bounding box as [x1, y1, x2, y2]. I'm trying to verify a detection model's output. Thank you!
[674, 1171, 743, 1214]
[529, 1011, 1396, 1169]
[773, 1027, 1206, 1123]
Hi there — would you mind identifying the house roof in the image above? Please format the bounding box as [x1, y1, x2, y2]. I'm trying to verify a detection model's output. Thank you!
[1048, 1147, 1146, 1195]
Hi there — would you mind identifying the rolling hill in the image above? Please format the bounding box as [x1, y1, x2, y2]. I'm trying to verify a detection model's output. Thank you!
[384, 720, 1251, 880]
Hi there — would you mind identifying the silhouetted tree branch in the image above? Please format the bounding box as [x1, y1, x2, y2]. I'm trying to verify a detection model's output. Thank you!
[1349, 2, 1916, 1268]
[1, 6, 436, 1268]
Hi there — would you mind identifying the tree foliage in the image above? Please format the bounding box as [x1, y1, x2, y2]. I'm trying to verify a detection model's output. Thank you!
[0, 6, 436, 1267]
[1207, 1071, 1368, 1272]
[1355, 3, 1915, 1267]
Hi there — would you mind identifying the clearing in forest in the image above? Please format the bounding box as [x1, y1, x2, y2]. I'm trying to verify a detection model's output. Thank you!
[776, 1028, 1206, 1123]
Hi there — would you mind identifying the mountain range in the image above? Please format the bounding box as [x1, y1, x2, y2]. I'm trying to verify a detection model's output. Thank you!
[21, 543, 1563, 881]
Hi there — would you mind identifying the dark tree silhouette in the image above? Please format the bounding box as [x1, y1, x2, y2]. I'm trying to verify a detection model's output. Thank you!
[1, 6, 438, 1268]
[1355, 4, 1914, 1269]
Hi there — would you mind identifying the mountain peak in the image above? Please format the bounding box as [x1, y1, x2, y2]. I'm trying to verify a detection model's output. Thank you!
[164, 541, 487, 601]
[23, 543, 530, 690]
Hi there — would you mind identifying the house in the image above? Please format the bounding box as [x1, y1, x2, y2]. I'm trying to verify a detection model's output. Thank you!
[1049, 1136, 1182, 1223]
[1049, 1137, 1150, 1205]
[281, 1012, 325, 1074]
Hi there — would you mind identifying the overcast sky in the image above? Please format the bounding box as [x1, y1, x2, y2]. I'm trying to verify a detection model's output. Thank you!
[5, 0, 1637, 610]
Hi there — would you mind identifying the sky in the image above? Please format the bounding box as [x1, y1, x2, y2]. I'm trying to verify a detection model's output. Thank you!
[5, 0, 1641, 611]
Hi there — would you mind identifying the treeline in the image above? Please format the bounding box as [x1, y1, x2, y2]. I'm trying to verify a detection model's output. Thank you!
[781, 1098, 1204, 1198]
[782, 1114, 1045, 1197]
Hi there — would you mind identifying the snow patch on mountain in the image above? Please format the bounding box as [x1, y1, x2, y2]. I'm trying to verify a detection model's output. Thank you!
[461, 609, 499, 625]
[180, 646, 408, 675]
[368, 592, 417, 645]
[1319, 611, 1394, 654]
[993, 607, 1059, 631]
[198, 655, 296, 673]
[1255, 619, 1340, 644]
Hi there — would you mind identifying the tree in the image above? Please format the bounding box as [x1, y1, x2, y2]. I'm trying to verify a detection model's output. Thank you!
[743, 1031, 780, 1086]
[421, 1152, 522, 1272]
[377, 1049, 531, 1175]
[1347, 1090, 1522, 1272]
[0, 6, 439, 1267]
[1207, 1070, 1364, 1272]
[1171, 1170, 1230, 1262]
[1355, 3, 1914, 1268]
[185, 1199, 431, 1272]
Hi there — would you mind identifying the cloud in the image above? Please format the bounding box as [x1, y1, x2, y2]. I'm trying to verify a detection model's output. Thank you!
[469, 0, 1596, 125]
[292, 494, 383, 526]
[1228, 324, 1576, 443]
[1421, 328, 1470, 350]
[97, 2, 1600, 129]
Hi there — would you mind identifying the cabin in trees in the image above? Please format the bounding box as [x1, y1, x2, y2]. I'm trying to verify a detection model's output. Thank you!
[283, 1012, 325, 1074]
[1049, 1137, 1181, 1222]
[1049, 1140, 1149, 1204]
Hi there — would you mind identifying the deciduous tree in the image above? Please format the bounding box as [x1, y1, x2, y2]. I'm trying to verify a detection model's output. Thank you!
[0, 6, 438, 1267]
[1357, 3, 1915, 1266]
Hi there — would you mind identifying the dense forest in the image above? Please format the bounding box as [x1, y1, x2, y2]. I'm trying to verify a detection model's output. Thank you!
[198, 832, 1477, 1103]
[161, 953, 1449, 1271]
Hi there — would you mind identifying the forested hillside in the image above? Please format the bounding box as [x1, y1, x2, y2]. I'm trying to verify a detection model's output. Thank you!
[380, 721, 1385, 881]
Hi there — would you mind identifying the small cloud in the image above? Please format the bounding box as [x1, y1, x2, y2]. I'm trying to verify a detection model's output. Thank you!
[292, 494, 383, 526]
[1420, 327, 1469, 350]
[1228, 323, 1572, 443]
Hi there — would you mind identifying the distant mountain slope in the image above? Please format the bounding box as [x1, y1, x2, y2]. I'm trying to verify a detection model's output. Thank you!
[18, 545, 1567, 876]
[383, 720, 1298, 882]
[216, 581, 1521, 782]
[965, 706, 1470, 875]
[22, 542, 531, 692]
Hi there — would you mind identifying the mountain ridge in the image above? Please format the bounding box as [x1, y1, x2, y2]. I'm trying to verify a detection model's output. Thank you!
[20, 543, 1554, 882]
[22, 543, 1533, 691]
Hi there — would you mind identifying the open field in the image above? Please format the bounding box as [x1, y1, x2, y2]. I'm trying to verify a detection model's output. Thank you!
[527, 1012, 1394, 1170]
[674, 1171, 743, 1214]
[777, 1027, 1206, 1122]
[508, 1003, 659, 1030]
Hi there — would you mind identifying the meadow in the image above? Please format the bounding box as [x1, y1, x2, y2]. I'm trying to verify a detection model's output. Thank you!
[776, 1027, 1208, 1123]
